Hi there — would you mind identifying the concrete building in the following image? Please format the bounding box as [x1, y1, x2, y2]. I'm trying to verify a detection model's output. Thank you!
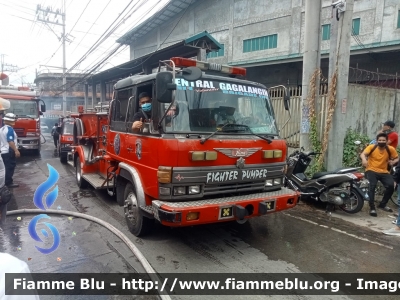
[117, 0, 400, 88]
[34, 71, 105, 113]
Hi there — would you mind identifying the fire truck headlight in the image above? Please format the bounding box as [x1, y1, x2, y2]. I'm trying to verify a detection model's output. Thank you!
[173, 186, 186, 195]
[159, 187, 170, 195]
[265, 179, 273, 186]
[273, 178, 282, 185]
[188, 185, 200, 194]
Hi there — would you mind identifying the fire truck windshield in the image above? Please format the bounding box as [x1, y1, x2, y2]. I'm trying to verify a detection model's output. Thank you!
[8, 100, 38, 119]
[62, 121, 74, 135]
[164, 79, 277, 135]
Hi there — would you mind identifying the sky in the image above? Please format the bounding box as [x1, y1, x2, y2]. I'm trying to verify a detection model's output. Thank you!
[0, 0, 170, 86]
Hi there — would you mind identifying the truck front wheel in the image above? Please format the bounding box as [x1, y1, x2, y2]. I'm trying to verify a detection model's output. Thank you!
[123, 183, 154, 237]
[75, 156, 88, 188]
[60, 152, 67, 164]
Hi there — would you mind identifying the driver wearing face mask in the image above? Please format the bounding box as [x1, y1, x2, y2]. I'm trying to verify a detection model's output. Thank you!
[132, 92, 152, 133]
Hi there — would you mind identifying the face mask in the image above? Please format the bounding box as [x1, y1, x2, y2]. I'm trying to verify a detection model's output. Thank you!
[141, 103, 151, 112]
[378, 142, 387, 148]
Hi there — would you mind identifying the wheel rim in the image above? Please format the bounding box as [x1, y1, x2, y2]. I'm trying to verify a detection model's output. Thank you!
[342, 191, 359, 211]
[124, 192, 139, 226]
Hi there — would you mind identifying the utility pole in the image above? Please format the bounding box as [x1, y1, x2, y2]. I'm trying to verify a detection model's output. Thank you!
[326, 0, 354, 170]
[36, 1, 68, 116]
[1, 54, 19, 73]
[1, 54, 4, 73]
[300, 0, 322, 150]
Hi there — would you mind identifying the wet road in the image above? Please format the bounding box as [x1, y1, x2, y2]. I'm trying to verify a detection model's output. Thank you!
[2, 133, 400, 300]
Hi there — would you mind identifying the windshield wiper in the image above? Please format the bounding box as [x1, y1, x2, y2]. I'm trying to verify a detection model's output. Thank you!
[200, 123, 272, 144]
[16, 115, 35, 119]
[200, 123, 231, 144]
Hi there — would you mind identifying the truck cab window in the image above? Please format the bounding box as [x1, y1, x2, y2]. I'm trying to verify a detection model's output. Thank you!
[111, 88, 132, 131]
[129, 84, 156, 134]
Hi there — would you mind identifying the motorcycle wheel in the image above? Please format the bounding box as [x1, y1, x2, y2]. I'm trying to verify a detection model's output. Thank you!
[339, 188, 364, 214]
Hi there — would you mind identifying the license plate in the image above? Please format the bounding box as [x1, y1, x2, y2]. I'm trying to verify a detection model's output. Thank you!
[219, 206, 233, 219]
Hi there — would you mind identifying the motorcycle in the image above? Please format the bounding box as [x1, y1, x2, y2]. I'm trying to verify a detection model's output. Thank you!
[285, 150, 367, 213]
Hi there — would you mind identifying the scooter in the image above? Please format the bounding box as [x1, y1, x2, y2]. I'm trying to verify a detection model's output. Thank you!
[285, 150, 366, 213]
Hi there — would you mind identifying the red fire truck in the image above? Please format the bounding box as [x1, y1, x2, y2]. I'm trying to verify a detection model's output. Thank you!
[71, 57, 299, 236]
[0, 85, 46, 154]
[57, 116, 75, 163]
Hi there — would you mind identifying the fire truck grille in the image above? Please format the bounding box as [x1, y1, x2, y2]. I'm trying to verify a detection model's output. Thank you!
[203, 181, 266, 196]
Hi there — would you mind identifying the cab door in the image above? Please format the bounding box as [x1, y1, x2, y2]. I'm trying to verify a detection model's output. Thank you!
[108, 88, 133, 160]
[124, 82, 160, 198]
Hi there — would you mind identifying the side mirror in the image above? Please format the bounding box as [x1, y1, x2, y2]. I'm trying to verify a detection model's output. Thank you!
[156, 72, 176, 103]
[39, 111, 43, 116]
[41, 104, 46, 112]
[284, 95, 290, 111]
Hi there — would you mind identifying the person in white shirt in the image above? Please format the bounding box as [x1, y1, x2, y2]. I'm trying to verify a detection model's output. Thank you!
[0, 113, 20, 188]
[0, 253, 40, 300]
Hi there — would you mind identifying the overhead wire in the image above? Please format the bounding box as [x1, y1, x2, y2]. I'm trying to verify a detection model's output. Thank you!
[50, 0, 182, 95]
[50, 0, 160, 94]
[73, 0, 161, 74]
[67, 0, 92, 37]
[0, 1, 36, 12]
[70, 0, 113, 54]
[67, 0, 140, 73]
[351, 29, 377, 61]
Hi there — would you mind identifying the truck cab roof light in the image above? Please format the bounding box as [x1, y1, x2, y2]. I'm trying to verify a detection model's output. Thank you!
[170, 57, 246, 77]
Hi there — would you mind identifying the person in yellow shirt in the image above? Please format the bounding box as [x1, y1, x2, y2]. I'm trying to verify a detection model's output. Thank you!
[361, 133, 399, 217]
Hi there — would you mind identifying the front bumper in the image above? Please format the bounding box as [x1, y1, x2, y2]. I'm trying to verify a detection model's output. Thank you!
[17, 137, 40, 150]
[143, 187, 299, 227]
[60, 145, 72, 154]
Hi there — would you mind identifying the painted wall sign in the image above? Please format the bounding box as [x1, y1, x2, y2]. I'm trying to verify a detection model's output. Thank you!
[342, 98, 347, 114]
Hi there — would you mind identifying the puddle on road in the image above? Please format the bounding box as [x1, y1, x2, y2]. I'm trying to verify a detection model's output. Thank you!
[79, 190, 96, 198]
[68, 191, 91, 213]
[0, 223, 22, 253]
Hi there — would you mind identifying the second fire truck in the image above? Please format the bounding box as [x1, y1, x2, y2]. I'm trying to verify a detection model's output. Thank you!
[0, 85, 46, 154]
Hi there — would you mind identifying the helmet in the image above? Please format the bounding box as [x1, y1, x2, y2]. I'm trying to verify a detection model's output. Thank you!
[4, 113, 17, 122]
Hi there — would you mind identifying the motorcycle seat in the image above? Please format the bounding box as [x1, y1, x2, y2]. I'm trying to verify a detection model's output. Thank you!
[312, 167, 358, 179]
[311, 172, 331, 179]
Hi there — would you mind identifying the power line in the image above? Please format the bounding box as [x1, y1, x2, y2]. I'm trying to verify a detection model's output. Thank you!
[67, 0, 92, 36]
[66, 0, 141, 73]
[139, 0, 193, 68]
[0, 1, 36, 12]
[50, 0, 180, 95]
[70, 0, 112, 54]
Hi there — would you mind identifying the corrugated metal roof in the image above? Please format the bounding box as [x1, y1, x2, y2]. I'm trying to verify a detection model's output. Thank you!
[117, 0, 197, 45]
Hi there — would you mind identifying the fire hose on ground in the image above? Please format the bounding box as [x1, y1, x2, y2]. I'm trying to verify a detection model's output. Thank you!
[4, 208, 171, 300]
